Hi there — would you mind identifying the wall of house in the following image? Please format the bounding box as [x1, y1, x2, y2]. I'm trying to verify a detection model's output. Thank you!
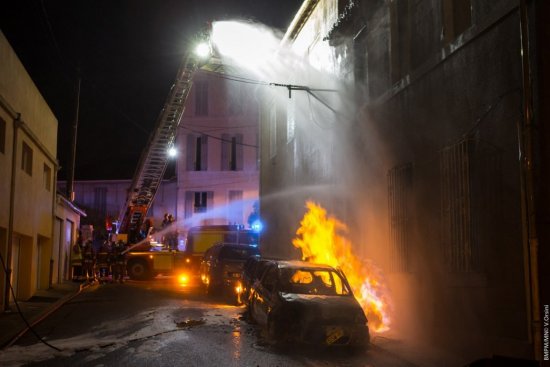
[0, 31, 58, 304]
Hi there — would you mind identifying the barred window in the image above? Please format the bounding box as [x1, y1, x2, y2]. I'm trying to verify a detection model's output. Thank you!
[440, 139, 478, 272]
[388, 163, 413, 272]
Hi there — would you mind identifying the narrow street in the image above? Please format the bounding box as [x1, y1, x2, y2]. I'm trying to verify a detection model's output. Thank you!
[1, 278, 417, 367]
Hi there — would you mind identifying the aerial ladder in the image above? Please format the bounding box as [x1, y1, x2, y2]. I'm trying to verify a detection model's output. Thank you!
[117, 29, 218, 242]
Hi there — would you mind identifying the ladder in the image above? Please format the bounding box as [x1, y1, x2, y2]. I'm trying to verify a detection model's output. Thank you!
[118, 54, 199, 238]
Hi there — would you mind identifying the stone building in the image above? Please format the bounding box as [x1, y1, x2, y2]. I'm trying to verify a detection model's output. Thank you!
[259, 0, 548, 363]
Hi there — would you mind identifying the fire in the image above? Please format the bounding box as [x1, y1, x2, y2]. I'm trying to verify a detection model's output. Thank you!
[292, 201, 391, 332]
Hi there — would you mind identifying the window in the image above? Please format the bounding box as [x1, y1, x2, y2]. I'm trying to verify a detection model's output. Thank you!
[21, 141, 33, 176]
[194, 81, 208, 116]
[43, 164, 52, 191]
[442, 0, 471, 44]
[440, 139, 478, 272]
[0, 117, 5, 154]
[186, 134, 208, 171]
[221, 134, 243, 171]
[194, 192, 208, 213]
[388, 163, 413, 272]
[390, 0, 411, 83]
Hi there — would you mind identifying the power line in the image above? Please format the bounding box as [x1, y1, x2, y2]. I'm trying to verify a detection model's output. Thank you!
[178, 125, 258, 148]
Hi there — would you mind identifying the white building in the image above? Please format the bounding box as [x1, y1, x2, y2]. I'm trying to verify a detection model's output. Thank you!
[175, 70, 259, 229]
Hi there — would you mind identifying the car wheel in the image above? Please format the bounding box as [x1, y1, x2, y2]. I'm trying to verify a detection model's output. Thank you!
[127, 260, 151, 280]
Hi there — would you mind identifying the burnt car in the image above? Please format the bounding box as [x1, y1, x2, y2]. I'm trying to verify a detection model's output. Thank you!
[242, 257, 277, 308]
[200, 243, 260, 302]
[249, 260, 369, 348]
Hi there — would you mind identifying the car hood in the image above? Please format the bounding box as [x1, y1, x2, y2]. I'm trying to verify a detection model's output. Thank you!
[279, 292, 366, 322]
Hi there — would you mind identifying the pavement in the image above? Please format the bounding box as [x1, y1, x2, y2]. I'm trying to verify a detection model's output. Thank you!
[0, 280, 88, 349]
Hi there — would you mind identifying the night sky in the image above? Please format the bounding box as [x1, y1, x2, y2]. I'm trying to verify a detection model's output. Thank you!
[1, 0, 301, 180]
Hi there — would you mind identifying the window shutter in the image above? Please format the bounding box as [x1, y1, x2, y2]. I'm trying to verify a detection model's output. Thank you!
[236, 134, 244, 171]
[186, 134, 195, 171]
[201, 135, 208, 170]
[221, 133, 230, 170]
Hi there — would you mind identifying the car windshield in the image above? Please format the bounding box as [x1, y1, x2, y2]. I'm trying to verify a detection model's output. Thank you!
[279, 268, 351, 296]
[219, 246, 259, 260]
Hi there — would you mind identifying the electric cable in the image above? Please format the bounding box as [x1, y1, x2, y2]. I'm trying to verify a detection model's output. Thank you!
[178, 125, 258, 148]
[0, 251, 61, 351]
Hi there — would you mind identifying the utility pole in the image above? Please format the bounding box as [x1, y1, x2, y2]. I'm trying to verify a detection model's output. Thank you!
[67, 74, 81, 202]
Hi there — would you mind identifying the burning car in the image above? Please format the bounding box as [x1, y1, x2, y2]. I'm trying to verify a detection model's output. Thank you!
[242, 257, 277, 307]
[249, 260, 370, 348]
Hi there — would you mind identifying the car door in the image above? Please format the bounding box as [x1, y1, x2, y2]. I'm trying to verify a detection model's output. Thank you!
[251, 264, 278, 326]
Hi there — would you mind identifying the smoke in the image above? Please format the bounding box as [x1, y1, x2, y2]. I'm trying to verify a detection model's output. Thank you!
[211, 18, 397, 330]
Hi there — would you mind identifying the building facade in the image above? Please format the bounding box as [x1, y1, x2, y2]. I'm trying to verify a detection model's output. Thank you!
[0, 31, 84, 308]
[58, 70, 261, 237]
[175, 70, 260, 229]
[259, 0, 547, 363]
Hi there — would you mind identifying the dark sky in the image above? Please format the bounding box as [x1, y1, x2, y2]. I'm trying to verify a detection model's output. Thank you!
[1, 0, 301, 180]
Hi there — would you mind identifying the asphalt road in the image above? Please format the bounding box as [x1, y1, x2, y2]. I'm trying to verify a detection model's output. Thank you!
[0, 278, 418, 367]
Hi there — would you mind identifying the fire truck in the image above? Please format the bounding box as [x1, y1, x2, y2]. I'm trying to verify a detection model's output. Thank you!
[115, 27, 255, 281]
[124, 225, 259, 281]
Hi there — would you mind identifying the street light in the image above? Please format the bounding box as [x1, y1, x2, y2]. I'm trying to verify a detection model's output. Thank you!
[168, 146, 177, 158]
[195, 42, 211, 59]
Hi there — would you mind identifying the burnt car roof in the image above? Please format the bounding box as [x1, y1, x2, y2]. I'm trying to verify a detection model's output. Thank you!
[276, 260, 336, 270]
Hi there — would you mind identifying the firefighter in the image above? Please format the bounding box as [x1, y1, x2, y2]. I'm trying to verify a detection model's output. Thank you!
[111, 240, 127, 284]
[82, 239, 96, 282]
[96, 240, 112, 283]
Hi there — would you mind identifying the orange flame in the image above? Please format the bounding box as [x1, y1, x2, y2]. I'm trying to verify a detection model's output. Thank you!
[292, 201, 391, 332]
